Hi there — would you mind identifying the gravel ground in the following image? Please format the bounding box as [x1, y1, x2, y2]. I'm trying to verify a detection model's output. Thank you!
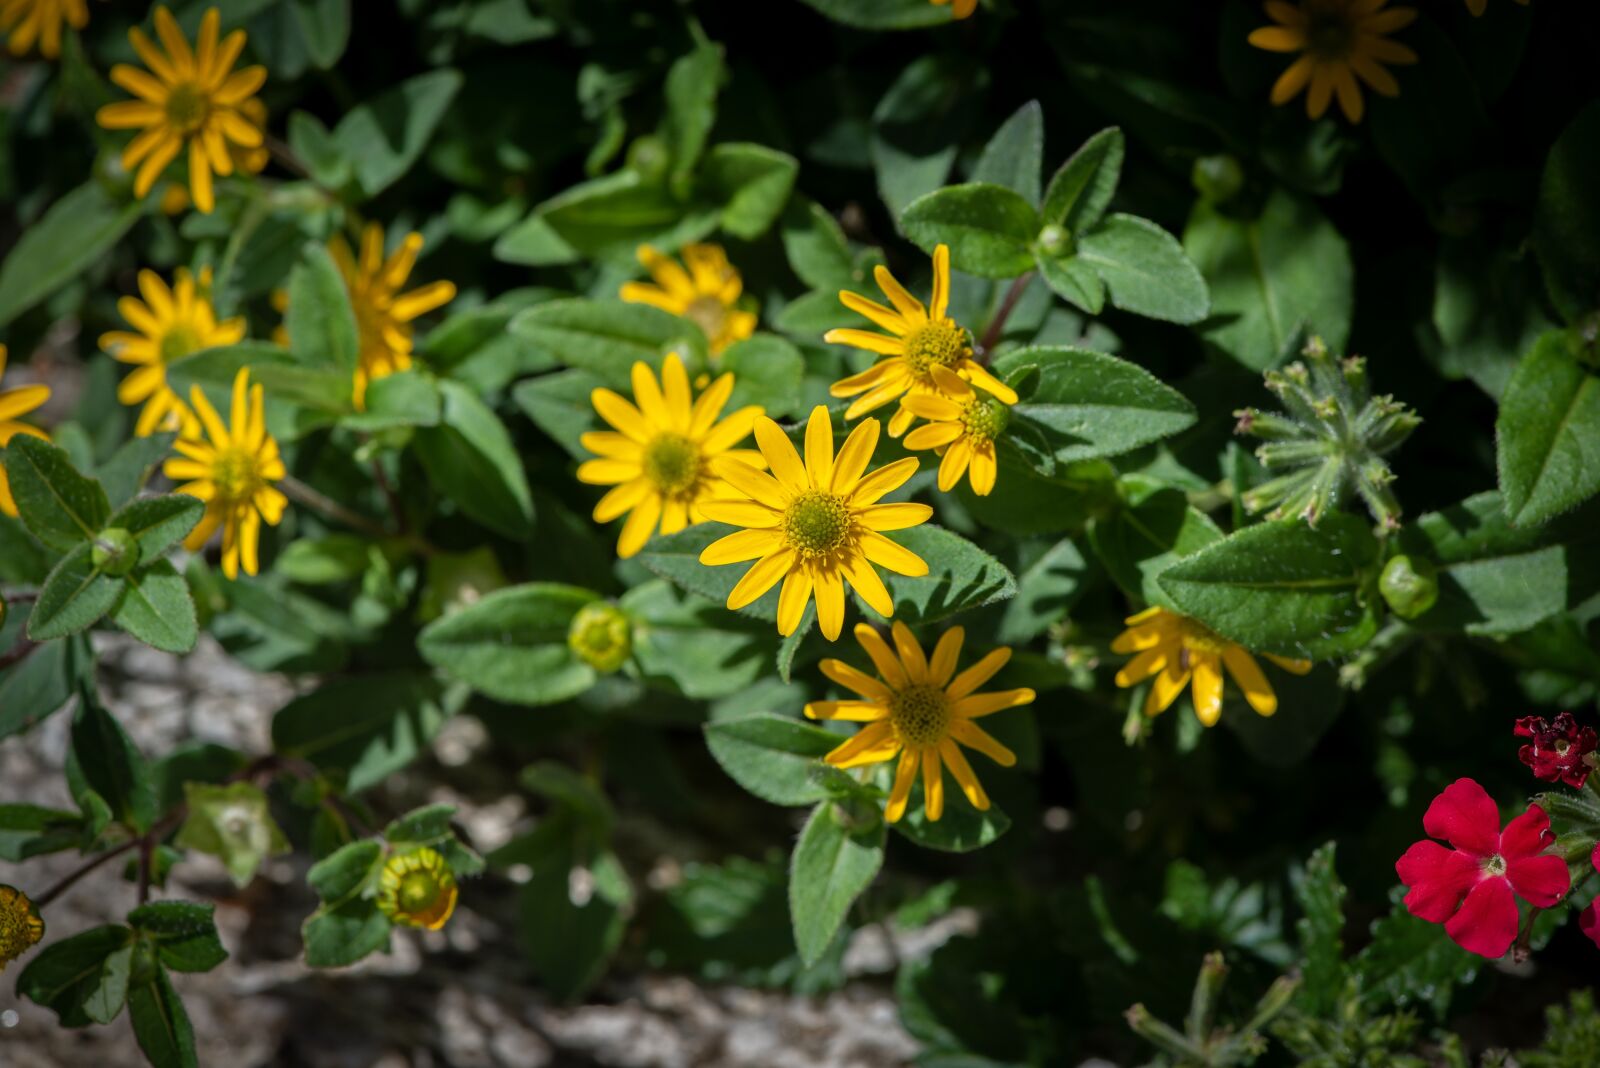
[0, 637, 926, 1068]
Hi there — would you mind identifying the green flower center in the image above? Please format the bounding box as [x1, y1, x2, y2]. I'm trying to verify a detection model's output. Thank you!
[684, 296, 728, 341]
[165, 82, 210, 133]
[1306, 12, 1355, 59]
[398, 870, 443, 913]
[890, 683, 951, 748]
[783, 491, 852, 557]
[643, 433, 702, 499]
[901, 319, 970, 379]
[1482, 854, 1507, 878]
[959, 396, 1010, 442]
[159, 324, 201, 365]
[212, 448, 261, 504]
[568, 602, 632, 674]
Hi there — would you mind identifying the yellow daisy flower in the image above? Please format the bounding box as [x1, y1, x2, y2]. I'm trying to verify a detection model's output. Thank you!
[930, 0, 978, 17]
[1465, 0, 1528, 13]
[697, 405, 932, 641]
[1248, 0, 1418, 123]
[620, 244, 757, 356]
[100, 266, 245, 438]
[1, 0, 87, 58]
[0, 883, 44, 971]
[377, 848, 459, 930]
[95, 6, 268, 214]
[163, 368, 287, 580]
[1112, 606, 1312, 727]
[808, 622, 1033, 822]
[329, 222, 457, 408]
[577, 353, 765, 559]
[824, 244, 1016, 438]
[0, 345, 51, 518]
[900, 365, 1011, 497]
[159, 96, 270, 214]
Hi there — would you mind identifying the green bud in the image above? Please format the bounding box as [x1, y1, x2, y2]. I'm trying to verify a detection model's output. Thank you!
[91, 528, 141, 577]
[1191, 154, 1244, 203]
[625, 134, 671, 184]
[567, 601, 632, 674]
[1379, 555, 1439, 620]
[1036, 223, 1073, 257]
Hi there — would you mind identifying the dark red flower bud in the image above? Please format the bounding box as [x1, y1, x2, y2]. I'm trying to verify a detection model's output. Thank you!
[1514, 713, 1597, 789]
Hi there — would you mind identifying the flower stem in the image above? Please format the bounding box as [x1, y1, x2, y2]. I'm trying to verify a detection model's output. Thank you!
[279, 474, 431, 556]
[33, 839, 142, 909]
[976, 272, 1034, 363]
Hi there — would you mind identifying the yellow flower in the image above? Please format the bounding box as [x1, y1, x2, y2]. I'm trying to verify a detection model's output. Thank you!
[95, 6, 268, 214]
[1464, 0, 1528, 13]
[1248, 0, 1418, 123]
[900, 365, 1011, 496]
[163, 368, 287, 579]
[578, 354, 764, 558]
[100, 266, 245, 438]
[0, 345, 51, 518]
[0, 0, 87, 58]
[0, 883, 44, 971]
[159, 96, 270, 214]
[620, 244, 757, 356]
[808, 622, 1032, 822]
[1112, 606, 1312, 727]
[824, 244, 1016, 438]
[329, 222, 457, 408]
[377, 848, 459, 930]
[697, 405, 932, 641]
[931, 0, 978, 17]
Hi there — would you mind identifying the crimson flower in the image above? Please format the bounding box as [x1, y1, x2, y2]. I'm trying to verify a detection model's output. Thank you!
[1396, 778, 1569, 958]
[1582, 844, 1600, 951]
[1515, 713, 1596, 788]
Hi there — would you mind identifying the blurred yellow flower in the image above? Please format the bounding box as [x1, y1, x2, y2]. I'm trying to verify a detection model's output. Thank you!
[620, 244, 757, 355]
[825, 244, 1015, 438]
[0, 0, 87, 58]
[96, 6, 267, 213]
[930, 0, 977, 17]
[377, 848, 458, 930]
[100, 266, 245, 438]
[159, 97, 270, 214]
[330, 223, 456, 408]
[578, 353, 764, 558]
[1248, 0, 1418, 123]
[697, 405, 931, 641]
[808, 622, 1032, 822]
[164, 368, 287, 579]
[1112, 606, 1312, 726]
[901, 364, 1010, 496]
[0, 883, 44, 971]
[0, 345, 51, 518]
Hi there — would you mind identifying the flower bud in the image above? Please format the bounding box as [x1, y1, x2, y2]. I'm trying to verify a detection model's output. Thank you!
[567, 601, 632, 674]
[1191, 154, 1244, 203]
[1379, 555, 1439, 620]
[377, 847, 459, 930]
[0, 884, 44, 971]
[92, 528, 141, 577]
[1036, 224, 1073, 257]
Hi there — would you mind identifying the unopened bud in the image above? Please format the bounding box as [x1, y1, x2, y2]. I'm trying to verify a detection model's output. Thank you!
[567, 601, 632, 673]
[92, 528, 141, 577]
[1379, 555, 1439, 620]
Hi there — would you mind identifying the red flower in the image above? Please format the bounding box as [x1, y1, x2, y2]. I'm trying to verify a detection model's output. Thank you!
[1395, 778, 1569, 958]
[1582, 844, 1600, 951]
[1514, 713, 1596, 788]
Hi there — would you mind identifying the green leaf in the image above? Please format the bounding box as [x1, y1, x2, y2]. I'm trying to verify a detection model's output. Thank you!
[1533, 98, 1600, 321]
[873, 55, 983, 221]
[720, 334, 806, 418]
[413, 380, 535, 539]
[699, 142, 799, 240]
[901, 183, 1040, 279]
[105, 495, 203, 563]
[127, 965, 198, 1068]
[332, 68, 462, 197]
[112, 560, 198, 654]
[342, 369, 442, 430]
[513, 821, 632, 1000]
[1, 434, 111, 551]
[1077, 214, 1209, 324]
[894, 793, 1012, 854]
[1293, 843, 1346, 1016]
[1090, 488, 1223, 605]
[1040, 126, 1123, 235]
[1495, 330, 1600, 527]
[290, 0, 350, 69]
[1035, 253, 1106, 315]
[0, 616, 74, 741]
[788, 801, 885, 966]
[166, 342, 353, 417]
[993, 346, 1198, 463]
[0, 803, 81, 861]
[98, 433, 179, 509]
[509, 298, 708, 388]
[307, 839, 384, 903]
[495, 172, 716, 267]
[512, 368, 600, 461]
[797, 0, 948, 28]
[1355, 898, 1478, 1018]
[703, 713, 842, 807]
[70, 686, 158, 832]
[16, 925, 135, 1027]
[1183, 189, 1353, 370]
[287, 109, 353, 189]
[127, 902, 229, 973]
[417, 583, 599, 706]
[272, 674, 458, 792]
[973, 100, 1044, 206]
[662, 41, 723, 187]
[875, 524, 1017, 625]
[275, 533, 371, 585]
[302, 899, 391, 968]
[782, 199, 856, 290]
[1158, 514, 1381, 660]
[997, 538, 1090, 645]
[0, 181, 143, 328]
[173, 781, 290, 888]
[383, 802, 485, 878]
[30, 542, 123, 641]
[624, 580, 773, 700]
[285, 242, 359, 373]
